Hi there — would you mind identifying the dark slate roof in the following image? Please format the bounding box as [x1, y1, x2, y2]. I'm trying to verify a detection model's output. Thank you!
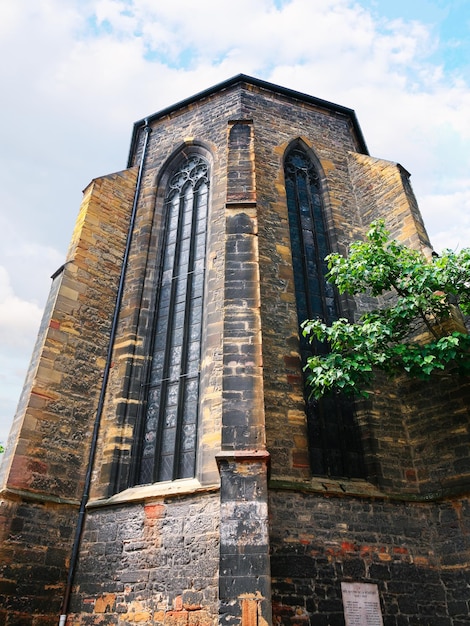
[127, 74, 368, 165]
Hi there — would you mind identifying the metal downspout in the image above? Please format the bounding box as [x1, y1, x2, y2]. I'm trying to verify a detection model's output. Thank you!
[59, 121, 151, 625]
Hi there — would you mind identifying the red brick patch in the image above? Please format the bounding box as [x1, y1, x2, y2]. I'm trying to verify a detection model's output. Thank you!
[144, 503, 165, 519]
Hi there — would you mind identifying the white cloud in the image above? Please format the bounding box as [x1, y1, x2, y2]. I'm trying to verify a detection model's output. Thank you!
[0, 266, 43, 442]
[0, 266, 42, 351]
[420, 185, 470, 252]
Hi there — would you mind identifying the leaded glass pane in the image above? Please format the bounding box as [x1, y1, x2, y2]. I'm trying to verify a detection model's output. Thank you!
[179, 452, 195, 479]
[139, 458, 153, 485]
[187, 358, 199, 377]
[182, 423, 196, 450]
[159, 456, 174, 483]
[185, 379, 199, 403]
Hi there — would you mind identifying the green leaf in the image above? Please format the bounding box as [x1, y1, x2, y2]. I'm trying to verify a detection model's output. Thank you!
[301, 221, 470, 398]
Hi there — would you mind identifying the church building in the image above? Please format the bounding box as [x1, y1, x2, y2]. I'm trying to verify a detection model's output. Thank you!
[1, 74, 470, 625]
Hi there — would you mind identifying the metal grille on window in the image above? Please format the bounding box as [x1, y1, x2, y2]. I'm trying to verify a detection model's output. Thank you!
[284, 146, 365, 478]
[137, 155, 208, 485]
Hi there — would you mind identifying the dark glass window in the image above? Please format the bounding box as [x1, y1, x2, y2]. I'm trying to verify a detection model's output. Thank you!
[284, 146, 365, 478]
[136, 154, 209, 484]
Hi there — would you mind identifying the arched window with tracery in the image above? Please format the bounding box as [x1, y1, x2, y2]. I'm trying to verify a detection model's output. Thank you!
[284, 144, 365, 478]
[134, 153, 209, 485]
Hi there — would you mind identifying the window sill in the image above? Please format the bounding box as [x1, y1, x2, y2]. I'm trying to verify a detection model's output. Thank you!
[87, 477, 219, 508]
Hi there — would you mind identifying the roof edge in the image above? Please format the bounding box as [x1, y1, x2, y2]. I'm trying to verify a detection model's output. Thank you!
[127, 74, 368, 167]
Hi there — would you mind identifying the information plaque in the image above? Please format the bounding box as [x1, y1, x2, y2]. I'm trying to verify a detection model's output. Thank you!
[341, 582, 384, 626]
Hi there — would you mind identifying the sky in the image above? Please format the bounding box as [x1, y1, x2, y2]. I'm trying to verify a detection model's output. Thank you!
[0, 0, 469, 444]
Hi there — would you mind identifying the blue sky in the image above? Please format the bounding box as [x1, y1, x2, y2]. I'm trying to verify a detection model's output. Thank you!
[0, 0, 469, 445]
[364, 0, 470, 75]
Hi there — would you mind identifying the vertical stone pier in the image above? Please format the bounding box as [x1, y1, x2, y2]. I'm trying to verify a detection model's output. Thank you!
[218, 120, 271, 626]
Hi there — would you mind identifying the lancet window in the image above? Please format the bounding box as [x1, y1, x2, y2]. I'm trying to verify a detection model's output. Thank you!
[284, 145, 365, 478]
[135, 154, 209, 484]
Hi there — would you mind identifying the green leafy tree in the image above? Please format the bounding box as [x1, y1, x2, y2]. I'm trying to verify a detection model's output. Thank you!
[0, 444, 4, 454]
[302, 220, 470, 399]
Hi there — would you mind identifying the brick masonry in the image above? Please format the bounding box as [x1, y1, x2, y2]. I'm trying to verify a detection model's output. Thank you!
[0, 76, 469, 625]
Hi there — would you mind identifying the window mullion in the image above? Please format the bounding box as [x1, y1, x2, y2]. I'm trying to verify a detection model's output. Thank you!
[154, 190, 186, 482]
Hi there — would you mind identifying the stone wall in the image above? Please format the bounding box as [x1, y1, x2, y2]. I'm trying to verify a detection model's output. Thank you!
[0, 497, 74, 625]
[0, 168, 137, 624]
[270, 490, 470, 626]
[67, 493, 220, 626]
[394, 374, 470, 496]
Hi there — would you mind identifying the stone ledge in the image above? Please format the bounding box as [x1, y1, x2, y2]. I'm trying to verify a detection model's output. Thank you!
[225, 201, 257, 208]
[269, 476, 470, 502]
[0, 487, 79, 507]
[216, 449, 270, 463]
[269, 477, 381, 499]
[87, 478, 220, 508]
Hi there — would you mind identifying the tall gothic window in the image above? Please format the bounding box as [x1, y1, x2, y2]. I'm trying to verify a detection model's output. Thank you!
[284, 145, 365, 478]
[136, 154, 209, 485]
